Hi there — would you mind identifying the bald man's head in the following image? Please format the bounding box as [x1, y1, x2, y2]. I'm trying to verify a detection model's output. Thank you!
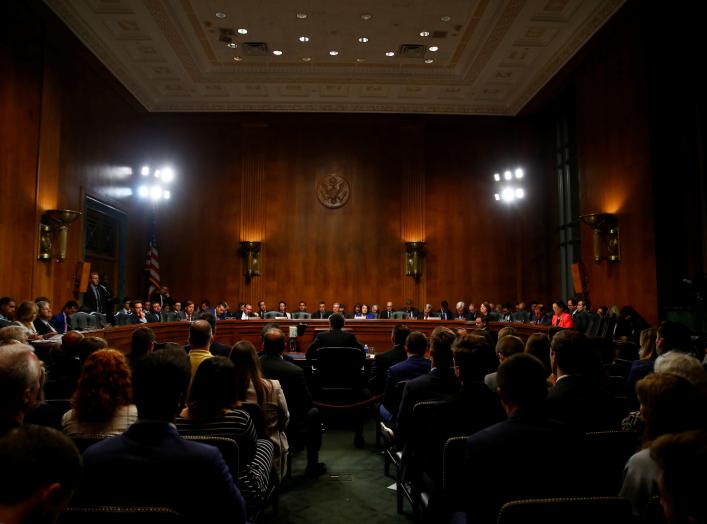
[263, 328, 286, 355]
[61, 331, 84, 356]
[188, 320, 212, 349]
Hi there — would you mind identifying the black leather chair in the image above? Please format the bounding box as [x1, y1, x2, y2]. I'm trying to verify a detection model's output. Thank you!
[70, 434, 112, 453]
[441, 436, 469, 515]
[180, 435, 239, 478]
[311, 346, 365, 393]
[584, 430, 639, 494]
[292, 312, 311, 319]
[59, 506, 182, 523]
[496, 496, 633, 524]
[24, 398, 72, 431]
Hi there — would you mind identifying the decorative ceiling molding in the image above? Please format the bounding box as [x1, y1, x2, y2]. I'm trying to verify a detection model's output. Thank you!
[44, 0, 625, 115]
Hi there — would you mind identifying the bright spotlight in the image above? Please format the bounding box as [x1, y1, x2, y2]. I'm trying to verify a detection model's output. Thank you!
[150, 185, 163, 201]
[494, 193, 501, 201]
[161, 167, 174, 183]
[163, 190, 171, 200]
[141, 166, 150, 176]
[515, 188, 525, 199]
[503, 170, 512, 181]
[138, 185, 149, 198]
[501, 187, 515, 202]
[154, 169, 161, 178]
[515, 168, 524, 179]
[493, 173, 501, 182]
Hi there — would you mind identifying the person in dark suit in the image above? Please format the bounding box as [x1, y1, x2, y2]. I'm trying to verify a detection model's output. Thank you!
[0, 296, 16, 322]
[183, 313, 231, 357]
[461, 353, 588, 524]
[33, 300, 57, 336]
[380, 331, 431, 422]
[74, 348, 247, 523]
[149, 285, 173, 309]
[145, 302, 163, 323]
[82, 271, 113, 315]
[369, 324, 410, 394]
[49, 300, 79, 334]
[305, 313, 364, 361]
[311, 301, 330, 319]
[545, 330, 624, 432]
[260, 327, 326, 477]
[379, 301, 395, 319]
[438, 300, 453, 321]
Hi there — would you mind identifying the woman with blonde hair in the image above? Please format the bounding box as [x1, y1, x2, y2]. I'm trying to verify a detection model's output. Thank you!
[230, 340, 290, 481]
[62, 349, 137, 437]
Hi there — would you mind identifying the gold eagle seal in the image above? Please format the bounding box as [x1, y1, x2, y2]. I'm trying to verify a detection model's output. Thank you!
[316, 173, 350, 209]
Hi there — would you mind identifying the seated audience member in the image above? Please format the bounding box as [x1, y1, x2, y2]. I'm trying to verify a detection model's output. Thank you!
[524, 332, 552, 380]
[127, 300, 147, 324]
[33, 301, 57, 337]
[62, 349, 137, 437]
[177, 357, 273, 513]
[380, 331, 430, 423]
[650, 430, 707, 524]
[454, 301, 467, 320]
[145, 301, 162, 323]
[484, 335, 524, 392]
[0, 425, 82, 524]
[77, 336, 108, 362]
[75, 348, 247, 523]
[620, 373, 706, 518]
[614, 306, 650, 345]
[305, 313, 364, 361]
[0, 296, 17, 322]
[545, 330, 622, 432]
[462, 353, 588, 524]
[0, 325, 28, 345]
[0, 344, 44, 436]
[638, 326, 659, 360]
[394, 327, 461, 447]
[187, 320, 214, 380]
[231, 340, 290, 481]
[625, 321, 692, 404]
[44, 331, 84, 400]
[49, 300, 79, 334]
[187, 312, 231, 357]
[369, 324, 410, 394]
[550, 300, 574, 328]
[126, 326, 155, 372]
[260, 327, 325, 476]
[13, 302, 41, 341]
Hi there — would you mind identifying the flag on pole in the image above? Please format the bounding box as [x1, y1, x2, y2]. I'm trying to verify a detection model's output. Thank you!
[144, 213, 160, 297]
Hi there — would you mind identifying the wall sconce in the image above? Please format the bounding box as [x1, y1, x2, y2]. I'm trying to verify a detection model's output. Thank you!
[240, 241, 261, 281]
[404, 241, 425, 280]
[579, 213, 620, 263]
[37, 210, 82, 262]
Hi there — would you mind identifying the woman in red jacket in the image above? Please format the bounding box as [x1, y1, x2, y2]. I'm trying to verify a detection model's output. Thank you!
[551, 300, 574, 328]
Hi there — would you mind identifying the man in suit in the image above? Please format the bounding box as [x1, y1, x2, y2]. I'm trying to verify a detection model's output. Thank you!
[0, 344, 44, 435]
[128, 300, 148, 325]
[33, 300, 57, 336]
[402, 299, 419, 320]
[179, 300, 197, 321]
[0, 297, 16, 322]
[380, 331, 431, 422]
[149, 285, 172, 309]
[49, 300, 79, 334]
[438, 300, 453, 321]
[369, 324, 410, 394]
[312, 301, 330, 319]
[545, 330, 623, 432]
[75, 348, 247, 523]
[484, 335, 524, 392]
[461, 353, 587, 524]
[379, 301, 395, 319]
[209, 301, 229, 320]
[83, 271, 113, 315]
[257, 300, 267, 319]
[145, 302, 162, 323]
[260, 327, 326, 477]
[305, 313, 364, 361]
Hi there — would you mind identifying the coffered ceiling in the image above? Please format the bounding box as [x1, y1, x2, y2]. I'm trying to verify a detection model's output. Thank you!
[45, 0, 625, 115]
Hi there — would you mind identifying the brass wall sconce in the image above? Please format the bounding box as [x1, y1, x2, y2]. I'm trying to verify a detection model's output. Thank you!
[404, 241, 425, 280]
[240, 241, 261, 281]
[579, 213, 620, 263]
[37, 209, 82, 262]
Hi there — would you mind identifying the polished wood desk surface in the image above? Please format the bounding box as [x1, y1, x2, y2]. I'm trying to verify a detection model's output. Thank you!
[87, 319, 550, 355]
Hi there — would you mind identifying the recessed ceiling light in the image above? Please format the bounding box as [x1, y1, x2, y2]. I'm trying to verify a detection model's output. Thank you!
[302, 57, 311, 62]
[357, 37, 369, 43]
[441, 16, 451, 22]
[424, 59, 434, 64]
[360, 13, 372, 20]
[419, 31, 430, 37]
[428, 46, 439, 52]
[226, 42, 237, 49]
[296, 12, 308, 19]
[299, 36, 310, 42]
[385, 51, 395, 57]
[237, 28, 248, 35]
[329, 50, 339, 56]
[215, 12, 226, 19]
[233, 56, 243, 61]
[272, 50, 283, 56]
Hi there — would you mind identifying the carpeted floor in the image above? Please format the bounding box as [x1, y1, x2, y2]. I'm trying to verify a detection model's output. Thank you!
[261, 409, 415, 523]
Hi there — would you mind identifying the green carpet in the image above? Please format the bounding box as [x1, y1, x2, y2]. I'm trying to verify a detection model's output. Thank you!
[261, 411, 415, 523]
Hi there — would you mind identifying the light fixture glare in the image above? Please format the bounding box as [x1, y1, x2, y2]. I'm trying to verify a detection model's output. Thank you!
[141, 166, 150, 176]
[503, 170, 512, 180]
[515, 168, 524, 179]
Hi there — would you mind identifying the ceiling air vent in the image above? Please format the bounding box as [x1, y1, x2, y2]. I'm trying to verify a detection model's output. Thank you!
[242, 42, 269, 56]
[398, 44, 426, 58]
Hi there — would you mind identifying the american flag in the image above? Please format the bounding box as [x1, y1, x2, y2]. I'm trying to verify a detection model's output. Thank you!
[144, 226, 160, 297]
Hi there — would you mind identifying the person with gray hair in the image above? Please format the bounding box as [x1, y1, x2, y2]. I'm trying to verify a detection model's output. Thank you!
[0, 325, 28, 345]
[33, 301, 57, 337]
[654, 352, 707, 386]
[0, 344, 44, 435]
